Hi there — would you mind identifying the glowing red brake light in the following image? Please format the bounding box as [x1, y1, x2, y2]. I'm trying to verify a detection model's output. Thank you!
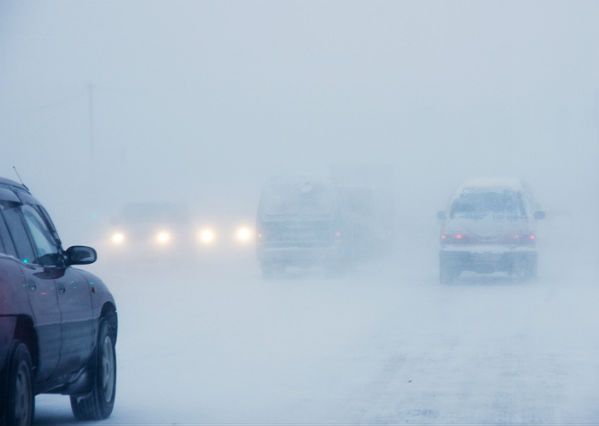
[508, 233, 536, 243]
[441, 233, 467, 242]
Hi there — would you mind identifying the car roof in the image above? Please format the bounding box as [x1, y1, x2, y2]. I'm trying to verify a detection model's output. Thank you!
[264, 176, 335, 192]
[458, 177, 524, 193]
[115, 202, 191, 223]
[0, 177, 29, 192]
[0, 177, 40, 206]
[266, 175, 328, 184]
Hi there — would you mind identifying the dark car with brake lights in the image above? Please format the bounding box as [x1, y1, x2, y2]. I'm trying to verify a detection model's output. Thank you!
[256, 177, 345, 277]
[256, 175, 394, 277]
[0, 177, 117, 426]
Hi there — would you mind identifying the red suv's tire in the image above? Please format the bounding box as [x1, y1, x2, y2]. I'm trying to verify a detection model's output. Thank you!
[70, 317, 116, 420]
[1, 342, 35, 426]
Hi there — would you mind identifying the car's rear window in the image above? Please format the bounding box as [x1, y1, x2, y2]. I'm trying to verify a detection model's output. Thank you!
[450, 190, 526, 220]
[260, 183, 336, 217]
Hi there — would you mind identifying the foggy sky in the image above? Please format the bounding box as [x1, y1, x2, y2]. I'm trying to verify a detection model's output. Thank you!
[1, 1, 598, 240]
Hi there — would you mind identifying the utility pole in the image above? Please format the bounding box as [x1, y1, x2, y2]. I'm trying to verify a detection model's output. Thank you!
[87, 82, 98, 211]
[595, 89, 599, 146]
[88, 82, 95, 161]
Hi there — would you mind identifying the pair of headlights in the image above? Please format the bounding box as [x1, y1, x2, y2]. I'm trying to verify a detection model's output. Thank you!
[110, 225, 254, 247]
[198, 226, 254, 245]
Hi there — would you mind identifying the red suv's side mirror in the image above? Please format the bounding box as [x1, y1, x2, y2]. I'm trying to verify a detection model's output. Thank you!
[66, 246, 97, 265]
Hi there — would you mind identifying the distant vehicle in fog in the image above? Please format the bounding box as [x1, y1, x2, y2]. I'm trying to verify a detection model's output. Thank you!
[256, 175, 392, 277]
[256, 177, 343, 277]
[102, 202, 256, 257]
[330, 164, 398, 254]
[437, 178, 545, 284]
[105, 202, 193, 253]
[0, 178, 117, 425]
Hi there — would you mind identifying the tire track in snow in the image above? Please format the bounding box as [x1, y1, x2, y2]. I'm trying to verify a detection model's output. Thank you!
[349, 343, 569, 424]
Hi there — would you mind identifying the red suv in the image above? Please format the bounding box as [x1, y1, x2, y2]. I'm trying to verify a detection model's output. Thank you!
[0, 178, 117, 426]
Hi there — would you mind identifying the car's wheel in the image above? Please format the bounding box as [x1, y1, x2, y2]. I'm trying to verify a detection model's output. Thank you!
[70, 317, 116, 421]
[261, 262, 283, 279]
[440, 260, 460, 284]
[511, 255, 537, 281]
[324, 258, 346, 278]
[1, 342, 35, 426]
[528, 257, 538, 279]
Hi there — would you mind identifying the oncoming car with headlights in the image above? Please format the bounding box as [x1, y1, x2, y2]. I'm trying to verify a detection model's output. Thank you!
[104, 202, 193, 256]
[194, 222, 256, 249]
[437, 178, 545, 284]
[0, 177, 117, 425]
[103, 202, 256, 257]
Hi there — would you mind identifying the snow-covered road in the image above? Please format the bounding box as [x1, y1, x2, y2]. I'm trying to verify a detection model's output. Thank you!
[34, 233, 599, 425]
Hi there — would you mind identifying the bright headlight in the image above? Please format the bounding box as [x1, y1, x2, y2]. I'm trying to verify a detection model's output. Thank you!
[111, 232, 126, 245]
[198, 228, 216, 245]
[155, 231, 172, 245]
[235, 225, 254, 244]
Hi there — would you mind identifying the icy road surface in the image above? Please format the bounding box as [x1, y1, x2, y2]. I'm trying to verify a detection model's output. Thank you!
[34, 228, 599, 424]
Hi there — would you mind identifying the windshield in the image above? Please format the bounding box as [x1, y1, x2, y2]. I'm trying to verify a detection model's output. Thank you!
[260, 183, 336, 216]
[450, 190, 526, 219]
